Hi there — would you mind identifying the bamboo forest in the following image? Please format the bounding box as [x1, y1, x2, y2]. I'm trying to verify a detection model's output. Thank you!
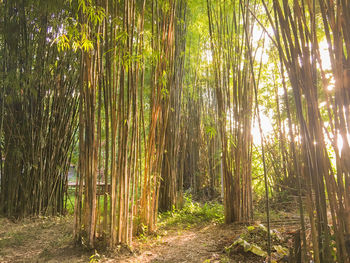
[1, 0, 350, 262]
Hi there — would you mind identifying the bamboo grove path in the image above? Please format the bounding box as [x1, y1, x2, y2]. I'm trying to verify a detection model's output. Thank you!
[116, 223, 243, 263]
[0, 215, 300, 262]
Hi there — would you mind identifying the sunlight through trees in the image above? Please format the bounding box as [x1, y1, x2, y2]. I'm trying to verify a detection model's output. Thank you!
[1, 0, 350, 261]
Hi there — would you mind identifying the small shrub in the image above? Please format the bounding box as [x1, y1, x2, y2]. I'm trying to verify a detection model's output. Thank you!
[158, 194, 224, 228]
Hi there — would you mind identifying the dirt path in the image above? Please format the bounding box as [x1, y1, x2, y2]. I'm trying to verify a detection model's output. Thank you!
[0, 216, 243, 263]
[115, 223, 243, 263]
[1, 216, 297, 262]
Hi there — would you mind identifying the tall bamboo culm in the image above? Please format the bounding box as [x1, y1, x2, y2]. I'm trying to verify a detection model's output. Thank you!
[73, 0, 185, 248]
[263, 0, 350, 261]
[206, 0, 254, 223]
[0, 0, 79, 218]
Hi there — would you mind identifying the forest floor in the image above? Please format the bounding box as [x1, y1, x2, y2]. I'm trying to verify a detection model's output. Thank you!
[115, 222, 243, 263]
[0, 207, 300, 262]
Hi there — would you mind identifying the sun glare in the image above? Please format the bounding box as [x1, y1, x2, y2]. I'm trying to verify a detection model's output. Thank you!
[337, 134, 343, 153]
[327, 85, 334, 91]
[319, 40, 332, 71]
[251, 113, 274, 145]
[252, 25, 273, 65]
[203, 49, 212, 64]
[336, 133, 350, 155]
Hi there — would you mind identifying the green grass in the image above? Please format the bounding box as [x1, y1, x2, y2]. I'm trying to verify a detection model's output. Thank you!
[0, 231, 27, 249]
[158, 194, 224, 228]
[65, 191, 76, 214]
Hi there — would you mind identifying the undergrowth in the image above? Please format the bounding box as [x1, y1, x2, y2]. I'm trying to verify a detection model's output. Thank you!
[158, 194, 224, 228]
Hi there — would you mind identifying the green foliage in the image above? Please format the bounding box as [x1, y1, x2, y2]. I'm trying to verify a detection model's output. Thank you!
[251, 146, 266, 198]
[226, 237, 267, 257]
[158, 194, 224, 228]
[65, 192, 76, 215]
[78, 0, 105, 25]
[225, 224, 289, 261]
[89, 250, 101, 263]
[54, 0, 106, 53]
[204, 116, 217, 139]
[136, 223, 150, 241]
[205, 125, 217, 139]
